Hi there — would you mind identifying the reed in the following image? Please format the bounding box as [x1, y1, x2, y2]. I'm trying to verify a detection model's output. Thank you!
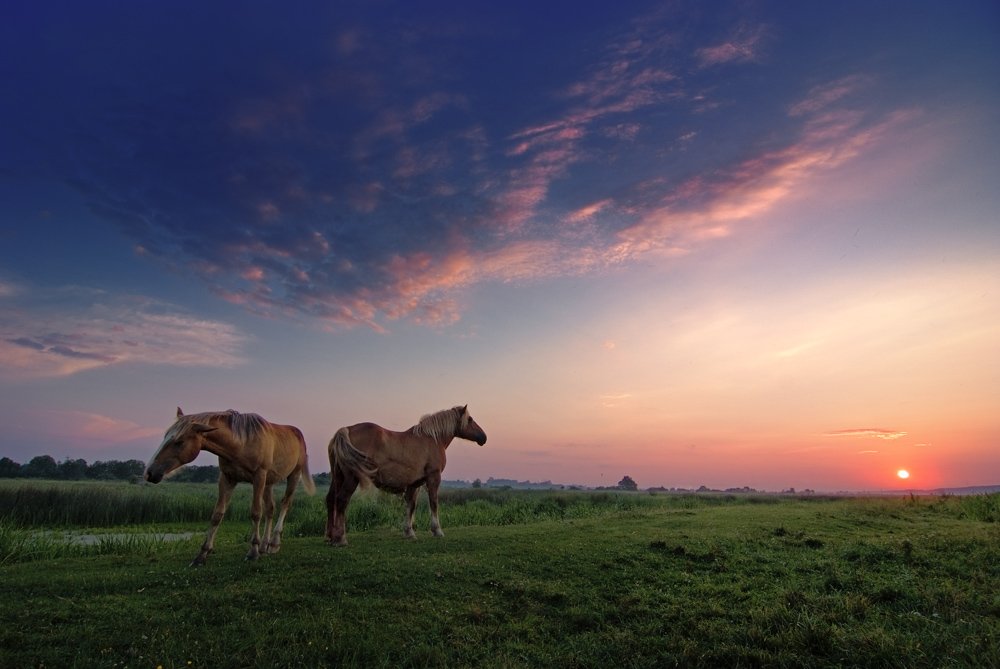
[0, 480, 230, 527]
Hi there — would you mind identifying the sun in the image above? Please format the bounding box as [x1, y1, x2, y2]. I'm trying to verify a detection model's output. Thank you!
[896, 469, 910, 480]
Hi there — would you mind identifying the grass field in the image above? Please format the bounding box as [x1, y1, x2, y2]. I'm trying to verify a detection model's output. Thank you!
[1, 480, 997, 668]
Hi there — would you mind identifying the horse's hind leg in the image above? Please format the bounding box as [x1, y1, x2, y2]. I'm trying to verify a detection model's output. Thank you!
[403, 485, 419, 539]
[324, 476, 338, 543]
[267, 474, 299, 554]
[427, 473, 444, 538]
[192, 475, 237, 566]
[326, 467, 356, 547]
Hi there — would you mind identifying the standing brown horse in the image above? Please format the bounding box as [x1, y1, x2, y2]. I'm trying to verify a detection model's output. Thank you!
[144, 408, 315, 565]
[325, 405, 487, 546]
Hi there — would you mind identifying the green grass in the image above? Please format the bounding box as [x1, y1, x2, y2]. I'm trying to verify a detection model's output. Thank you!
[0, 482, 997, 668]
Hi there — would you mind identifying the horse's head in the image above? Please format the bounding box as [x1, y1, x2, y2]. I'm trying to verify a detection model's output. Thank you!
[144, 407, 217, 484]
[456, 405, 487, 446]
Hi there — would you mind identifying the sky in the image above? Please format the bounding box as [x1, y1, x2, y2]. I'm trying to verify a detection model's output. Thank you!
[2, 1, 998, 492]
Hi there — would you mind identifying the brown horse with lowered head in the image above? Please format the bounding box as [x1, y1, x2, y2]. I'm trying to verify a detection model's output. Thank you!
[144, 408, 315, 565]
[325, 405, 487, 546]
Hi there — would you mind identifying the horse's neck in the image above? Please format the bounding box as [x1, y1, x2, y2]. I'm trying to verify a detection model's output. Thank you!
[409, 426, 455, 448]
[201, 428, 242, 460]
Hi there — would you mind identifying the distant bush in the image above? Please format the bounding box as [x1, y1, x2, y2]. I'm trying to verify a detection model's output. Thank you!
[0, 455, 146, 481]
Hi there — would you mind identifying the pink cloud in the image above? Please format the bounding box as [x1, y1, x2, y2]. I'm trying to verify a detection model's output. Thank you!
[696, 24, 768, 67]
[356, 92, 467, 150]
[230, 88, 309, 135]
[242, 266, 265, 282]
[789, 75, 875, 117]
[348, 181, 383, 213]
[370, 238, 611, 327]
[0, 339, 107, 378]
[257, 201, 281, 221]
[32, 410, 163, 445]
[610, 94, 911, 263]
[219, 72, 911, 332]
[566, 199, 613, 224]
[507, 126, 585, 157]
[486, 30, 682, 234]
[0, 289, 248, 379]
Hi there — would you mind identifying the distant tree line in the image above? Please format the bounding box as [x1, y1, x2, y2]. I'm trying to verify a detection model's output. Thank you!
[0, 455, 221, 483]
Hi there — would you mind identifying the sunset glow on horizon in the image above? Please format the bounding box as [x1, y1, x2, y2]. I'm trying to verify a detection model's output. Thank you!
[1, 1, 998, 492]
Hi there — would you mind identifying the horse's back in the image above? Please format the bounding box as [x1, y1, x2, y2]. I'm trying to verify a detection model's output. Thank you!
[345, 422, 391, 450]
[251, 422, 309, 479]
[345, 422, 443, 487]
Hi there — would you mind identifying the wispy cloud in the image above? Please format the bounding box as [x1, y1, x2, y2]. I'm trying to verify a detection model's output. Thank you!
[0, 286, 248, 378]
[609, 97, 913, 264]
[824, 429, 909, 441]
[600, 393, 633, 407]
[696, 24, 769, 67]
[789, 74, 874, 117]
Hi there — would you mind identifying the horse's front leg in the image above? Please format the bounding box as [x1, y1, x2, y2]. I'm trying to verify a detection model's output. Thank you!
[403, 485, 419, 539]
[246, 471, 266, 561]
[260, 484, 276, 554]
[192, 475, 237, 566]
[427, 473, 444, 538]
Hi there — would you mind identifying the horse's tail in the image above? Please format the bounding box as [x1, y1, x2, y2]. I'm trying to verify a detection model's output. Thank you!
[292, 426, 316, 495]
[328, 427, 378, 489]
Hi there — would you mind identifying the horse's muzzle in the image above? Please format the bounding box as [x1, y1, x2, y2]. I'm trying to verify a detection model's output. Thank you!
[144, 469, 163, 484]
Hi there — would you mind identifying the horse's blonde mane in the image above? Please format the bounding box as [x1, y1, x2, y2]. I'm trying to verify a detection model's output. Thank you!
[413, 406, 468, 442]
[174, 410, 268, 444]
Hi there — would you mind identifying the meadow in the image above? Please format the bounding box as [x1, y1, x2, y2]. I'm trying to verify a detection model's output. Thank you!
[1, 480, 997, 668]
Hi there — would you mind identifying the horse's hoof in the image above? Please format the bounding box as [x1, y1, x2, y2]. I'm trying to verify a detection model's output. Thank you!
[327, 538, 348, 547]
[189, 545, 213, 566]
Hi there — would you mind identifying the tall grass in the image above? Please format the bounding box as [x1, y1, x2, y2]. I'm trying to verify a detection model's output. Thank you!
[956, 493, 1000, 522]
[0, 480, 716, 530]
[3, 479, 995, 534]
[0, 480, 225, 527]
[288, 487, 781, 535]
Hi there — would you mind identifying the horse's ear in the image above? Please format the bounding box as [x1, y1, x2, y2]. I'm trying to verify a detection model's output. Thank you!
[176, 407, 184, 418]
[461, 404, 468, 414]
